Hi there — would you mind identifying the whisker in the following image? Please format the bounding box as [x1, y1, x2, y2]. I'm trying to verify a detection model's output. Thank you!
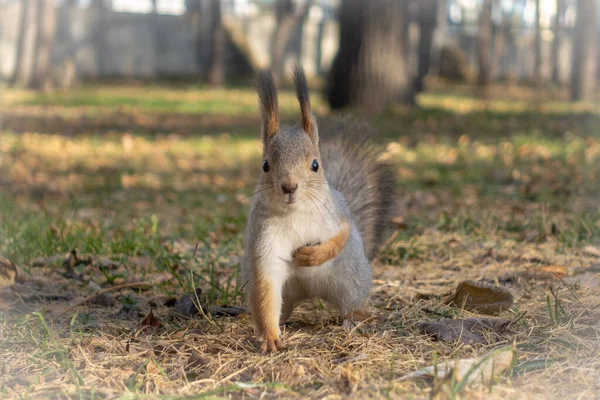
[304, 190, 329, 226]
[305, 189, 342, 229]
[237, 185, 274, 203]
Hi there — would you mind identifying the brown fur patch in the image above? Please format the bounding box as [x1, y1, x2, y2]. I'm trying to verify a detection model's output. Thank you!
[250, 268, 284, 352]
[292, 65, 314, 140]
[293, 222, 351, 267]
[257, 70, 279, 139]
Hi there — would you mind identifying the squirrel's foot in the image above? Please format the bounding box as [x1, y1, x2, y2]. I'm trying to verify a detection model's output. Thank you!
[259, 336, 284, 353]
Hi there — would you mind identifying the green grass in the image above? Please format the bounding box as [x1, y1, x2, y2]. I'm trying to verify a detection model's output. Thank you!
[1, 84, 600, 399]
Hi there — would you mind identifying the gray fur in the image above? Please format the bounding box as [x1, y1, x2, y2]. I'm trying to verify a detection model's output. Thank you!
[242, 68, 395, 327]
[318, 116, 396, 260]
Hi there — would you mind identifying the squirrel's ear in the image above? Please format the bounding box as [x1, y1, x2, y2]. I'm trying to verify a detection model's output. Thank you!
[292, 65, 317, 142]
[257, 70, 279, 142]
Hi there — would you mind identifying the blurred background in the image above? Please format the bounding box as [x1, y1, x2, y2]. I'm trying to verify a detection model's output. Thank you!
[0, 0, 599, 278]
[0, 0, 598, 104]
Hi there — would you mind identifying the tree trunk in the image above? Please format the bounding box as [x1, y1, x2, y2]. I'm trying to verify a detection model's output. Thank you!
[271, 0, 294, 84]
[551, 0, 564, 84]
[184, 0, 203, 76]
[570, 0, 597, 101]
[415, 0, 439, 92]
[477, 0, 492, 92]
[270, 0, 312, 84]
[430, 0, 447, 77]
[326, 0, 413, 112]
[92, 0, 108, 79]
[207, 0, 225, 85]
[9, 0, 31, 87]
[492, 15, 505, 81]
[532, 0, 542, 90]
[30, 0, 57, 90]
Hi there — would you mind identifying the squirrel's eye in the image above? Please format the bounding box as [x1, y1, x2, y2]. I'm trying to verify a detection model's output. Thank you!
[262, 160, 270, 172]
[311, 159, 319, 172]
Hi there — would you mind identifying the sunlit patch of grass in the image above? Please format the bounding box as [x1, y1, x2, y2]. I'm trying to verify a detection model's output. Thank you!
[2, 84, 328, 117]
[1, 86, 600, 399]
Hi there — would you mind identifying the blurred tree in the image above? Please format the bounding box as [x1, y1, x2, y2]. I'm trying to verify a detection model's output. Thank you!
[477, 0, 492, 93]
[92, 0, 109, 79]
[30, 0, 57, 90]
[430, 0, 447, 77]
[551, 0, 564, 84]
[184, 0, 203, 75]
[571, 0, 597, 101]
[207, 0, 225, 85]
[533, 0, 542, 90]
[327, 0, 413, 112]
[415, 0, 439, 92]
[271, 0, 313, 85]
[9, 0, 31, 87]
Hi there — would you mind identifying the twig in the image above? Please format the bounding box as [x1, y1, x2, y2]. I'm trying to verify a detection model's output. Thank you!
[52, 281, 152, 317]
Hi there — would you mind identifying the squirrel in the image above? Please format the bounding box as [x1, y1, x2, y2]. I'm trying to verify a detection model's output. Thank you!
[242, 66, 396, 353]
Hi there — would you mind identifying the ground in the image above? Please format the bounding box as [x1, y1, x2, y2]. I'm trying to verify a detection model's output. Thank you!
[0, 82, 599, 399]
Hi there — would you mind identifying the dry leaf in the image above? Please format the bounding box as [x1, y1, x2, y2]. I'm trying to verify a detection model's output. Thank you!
[140, 309, 162, 327]
[401, 345, 517, 386]
[535, 265, 567, 279]
[583, 245, 600, 258]
[173, 289, 205, 318]
[0, 256, 18, 287]
[444, 280, 513, 315]
[417, 318, 510, 344]
[392, 216, 408, 230]
[186, 351, 209, 370]
[184, 328, 204, 337]
[565, 271, 600, 290]
[209, 305, 247, 317]
[129, 256, 153, 269]
[31, 254, 68, 267]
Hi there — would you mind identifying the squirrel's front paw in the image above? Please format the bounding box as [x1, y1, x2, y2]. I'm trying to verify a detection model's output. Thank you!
[259, 336, 284, 353]
[293, 245, 324, 267]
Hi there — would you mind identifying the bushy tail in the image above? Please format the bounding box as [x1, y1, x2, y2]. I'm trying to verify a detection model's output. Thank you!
[319, 117, 396, 260]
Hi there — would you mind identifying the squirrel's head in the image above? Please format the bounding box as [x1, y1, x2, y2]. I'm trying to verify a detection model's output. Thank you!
[256, 66, 323, 208]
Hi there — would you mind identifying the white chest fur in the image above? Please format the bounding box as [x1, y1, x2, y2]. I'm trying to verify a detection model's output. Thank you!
[256, 204, 339, 286]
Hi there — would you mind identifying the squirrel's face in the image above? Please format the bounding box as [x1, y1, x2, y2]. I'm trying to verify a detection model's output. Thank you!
[256, 66, 321, 210]
[261, 127, 323, 208]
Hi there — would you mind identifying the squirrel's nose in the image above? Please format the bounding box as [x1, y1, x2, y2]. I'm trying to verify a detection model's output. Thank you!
[281, 183, 298, 194]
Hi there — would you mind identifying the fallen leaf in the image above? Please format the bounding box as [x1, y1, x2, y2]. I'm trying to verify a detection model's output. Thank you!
[417, 318, 510, 344]
[186, 351, 209, 370]
[90, 293, 116, 307]
[140, 309, 162, 327]
[0, 256, 18, 288]
[31, 254, 68, 267]
[401, 345, 517, 387]
[520, 230, 545, 243]
[209, 305, 247, 317]
[535, 265, 567, 279]
[564, 271, 600, 290]
[173, 289, 205, 318]
[126, 339, 155, 356]
[392, 216, 408, 230]
[583, 245, 600, 258]
[97, 257, 119, 269]
[184, 328, 204, 337]
[128, 256, 153, 270]
[444, 281, 513, 315]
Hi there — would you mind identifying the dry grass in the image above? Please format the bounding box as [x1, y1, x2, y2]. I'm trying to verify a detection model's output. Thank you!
[1, 84, 599, 399]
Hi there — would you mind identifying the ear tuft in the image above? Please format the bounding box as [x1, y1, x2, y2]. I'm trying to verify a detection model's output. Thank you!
[257, 70, 279, 139]
[292, 65, 315, 139]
